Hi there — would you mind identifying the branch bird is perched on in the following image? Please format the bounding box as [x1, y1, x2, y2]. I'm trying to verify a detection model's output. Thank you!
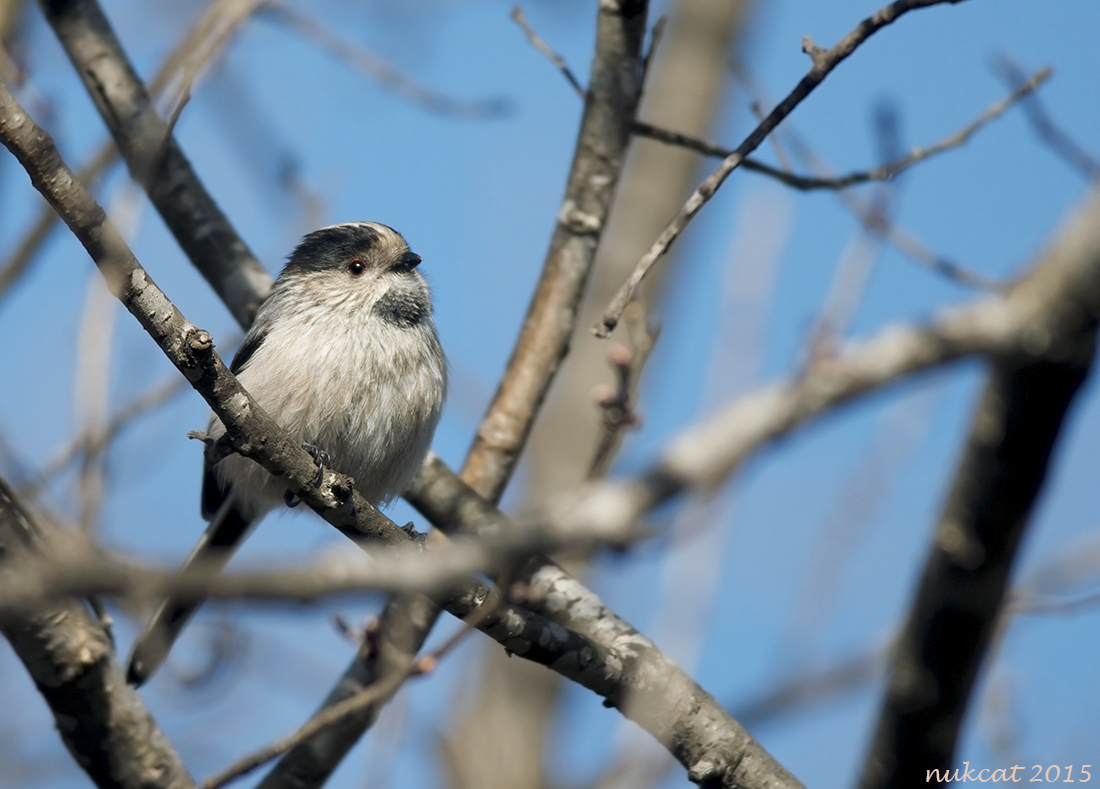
[127, 222, 447, 687]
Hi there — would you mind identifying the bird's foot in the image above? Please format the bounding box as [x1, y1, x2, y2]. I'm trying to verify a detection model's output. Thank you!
[302, 442, 331, 487]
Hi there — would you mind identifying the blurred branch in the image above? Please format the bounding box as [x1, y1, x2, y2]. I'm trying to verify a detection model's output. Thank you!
[22, 375, 190, 499]
[993, 55, 1100, 182]
[258, 3, 510, 119]
[735, 644, 891, 729]
[588, 303, 658, 478]
[0, 475, 195, 789]
[257, 593, 436, 789]
[0, 496, 648, 613]
[264, 3, 652, 785]
[536, 186, 1100, 568]
[408, 455, 803, 789]
[1006, 587, 1100, 617]
[631, 67, 1050, 193]
[511, 5, 585, 98]
[0, 0, 267, 307]
[38, 0, 272, 328]
[0, 80, 805, 789]
[462, 0, 648, 501]
[861, 336, 1098, 786]
[596, 0, 977, 336]
[204, 596, 487, 789]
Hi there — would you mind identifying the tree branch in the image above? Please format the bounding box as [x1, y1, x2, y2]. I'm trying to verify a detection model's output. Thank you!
[263, 3, 652, 785]
[859, 223, 1100, 787]
[257, 3, 510, 119]
[631, 66, 1050, 193]
[0, 475, 195, 789]
[38, 0, 272, 328]
[462, 0, 648, 501]
[596, 0, 975, 336]
[0, 76, 802, 789]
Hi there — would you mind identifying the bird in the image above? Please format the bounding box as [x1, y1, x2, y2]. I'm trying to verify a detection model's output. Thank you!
[126, 221, 447, 687]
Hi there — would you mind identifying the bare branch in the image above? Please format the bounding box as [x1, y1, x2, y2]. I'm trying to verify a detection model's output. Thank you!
[406, 455, 804, 789]
[993, 55, 1100, 181]
[1, 0, 268, 306]
[735, 644, 890, 729]
[588, 304, 658, 478]
[860, 339, 1097, 786]
[595, 0, 977, 337]
[462, 0, 648, 501]
[511, 5, 585, 98]
[205, 592, 493, 789]
[256, 593, 433, 789]
[631, 67, 1051, 192]
[0, 475, 196, 789]
[258, 3, 510, 119]
[38, 0, 272, 328]
[0, 81, 797, 789]
[543, 186, 1100, 572]
[263, 3, 652, 784]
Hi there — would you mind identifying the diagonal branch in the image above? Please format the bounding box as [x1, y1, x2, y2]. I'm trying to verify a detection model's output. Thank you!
[462, 0, 649, 501]
[38, 0, 272, 328]
[541, 187, 1100, 573]
[631, 66, 1050, 194]
[1, 0, 267, 307]
[0, 75, 807, 789]
[595, 0, 975, 337]
[860, 346, 1097, 786]
[0, 475, 196, 789]
[257, 3, 510, 119]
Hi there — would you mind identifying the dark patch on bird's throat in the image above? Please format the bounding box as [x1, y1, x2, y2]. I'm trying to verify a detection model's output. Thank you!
[373, 288, 427, 328]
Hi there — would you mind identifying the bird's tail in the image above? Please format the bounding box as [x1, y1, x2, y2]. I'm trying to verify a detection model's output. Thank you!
[126, 498, 257, 687]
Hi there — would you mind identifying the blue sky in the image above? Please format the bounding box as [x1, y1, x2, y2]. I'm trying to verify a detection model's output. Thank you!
[1, 0, 1099, 787]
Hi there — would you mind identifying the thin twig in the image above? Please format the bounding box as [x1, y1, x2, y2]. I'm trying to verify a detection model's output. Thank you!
[587, 303, 658, 479]
[993, 55, 1100, 181]
[259, 3, 510, 119]
[632, 67, 1051, 192]
[40, 0, 273, 328]
[595, 0, 978, 337]
[511, 6, 584, 98]
[461, 0, 648, 502]
[202, 600, 493, 789]
[21, 375, 190, 499]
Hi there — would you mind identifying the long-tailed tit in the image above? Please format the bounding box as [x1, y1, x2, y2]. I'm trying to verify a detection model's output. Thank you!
[127, 222, 447, 686]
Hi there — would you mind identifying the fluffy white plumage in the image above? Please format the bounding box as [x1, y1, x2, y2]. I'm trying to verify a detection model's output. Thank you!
[207, 222, 446, 514]
[127, 221, 445, 686]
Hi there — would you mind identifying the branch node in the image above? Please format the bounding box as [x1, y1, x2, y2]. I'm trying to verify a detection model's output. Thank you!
[687, 756, 723, 783]
[801, 35, 828, 69]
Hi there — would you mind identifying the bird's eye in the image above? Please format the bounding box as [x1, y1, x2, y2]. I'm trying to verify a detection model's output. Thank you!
[347, 259, 366, 276]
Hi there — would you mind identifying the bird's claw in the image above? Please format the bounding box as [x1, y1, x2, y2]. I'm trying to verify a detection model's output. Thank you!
[401, 521, 427, 547]
[302, 442, 331, 487]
